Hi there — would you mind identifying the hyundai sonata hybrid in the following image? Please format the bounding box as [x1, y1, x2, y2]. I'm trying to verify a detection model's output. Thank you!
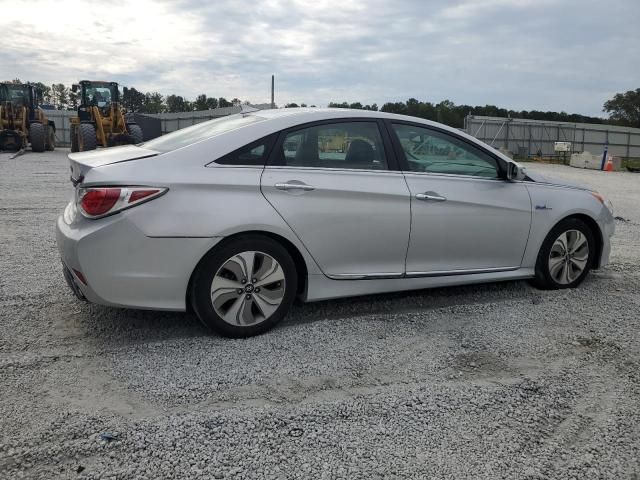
[56, 108, 615, 337]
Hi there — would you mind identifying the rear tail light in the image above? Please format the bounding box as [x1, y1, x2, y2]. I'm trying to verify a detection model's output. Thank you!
[77, 186, 167, 218]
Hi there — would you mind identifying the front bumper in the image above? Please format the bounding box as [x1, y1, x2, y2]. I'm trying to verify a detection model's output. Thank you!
[597, 210, 615, 268]
[56, 202, 222, 311]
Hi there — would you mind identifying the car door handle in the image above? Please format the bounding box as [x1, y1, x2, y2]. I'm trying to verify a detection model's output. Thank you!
[275, 182, 315, 191]
[416, 192, 447, 202]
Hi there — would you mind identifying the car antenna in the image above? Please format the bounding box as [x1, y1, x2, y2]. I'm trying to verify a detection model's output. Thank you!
[240, 104, 259, 115]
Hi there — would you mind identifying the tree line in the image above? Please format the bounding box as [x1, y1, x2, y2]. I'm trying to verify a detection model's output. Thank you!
[4, 78, 639, 128]
[3, 79, 246, 114]
[328, 98, 639, 129]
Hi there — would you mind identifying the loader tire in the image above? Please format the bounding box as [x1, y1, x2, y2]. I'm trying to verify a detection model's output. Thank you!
[45, 125, 56, 151]
[128, 124, 143, 144]
[71, 125, 79, 152]
[78, 123, 97, 151]
[30, 123, 46, 152]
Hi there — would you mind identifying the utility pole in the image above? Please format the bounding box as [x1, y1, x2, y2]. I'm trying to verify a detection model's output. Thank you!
[271, 75, 275, 109]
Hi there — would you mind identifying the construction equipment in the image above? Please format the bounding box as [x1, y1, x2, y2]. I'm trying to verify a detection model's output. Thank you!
[0, 83, 56, 152]
[70, 80, 143, 152]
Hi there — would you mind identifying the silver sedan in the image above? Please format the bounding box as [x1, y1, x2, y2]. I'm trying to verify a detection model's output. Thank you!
[56, 109, 615, 337]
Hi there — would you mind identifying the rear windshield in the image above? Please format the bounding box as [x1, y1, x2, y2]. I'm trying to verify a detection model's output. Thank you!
[141, 114, 265, 153]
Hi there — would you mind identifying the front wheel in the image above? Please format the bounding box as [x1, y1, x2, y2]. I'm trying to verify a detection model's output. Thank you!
[29, 122, 46, 152]
[78, 123, 97, 151]
[532, 218, 595, 289]
[191, 236, 297, 337]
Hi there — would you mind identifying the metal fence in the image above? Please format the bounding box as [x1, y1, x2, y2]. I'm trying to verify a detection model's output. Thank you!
[464, 115, 640, 159]
[46, 106, 243, 147]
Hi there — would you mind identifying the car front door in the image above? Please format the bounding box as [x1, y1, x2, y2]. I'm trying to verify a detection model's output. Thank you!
[388, 122, 532, 275]
[261, 120, 410, 278]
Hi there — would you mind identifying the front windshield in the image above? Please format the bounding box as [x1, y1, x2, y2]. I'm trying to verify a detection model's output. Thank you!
[4, 85, 27, 106]
[84, 83, 116, 108]
[142, 114, 266, 153]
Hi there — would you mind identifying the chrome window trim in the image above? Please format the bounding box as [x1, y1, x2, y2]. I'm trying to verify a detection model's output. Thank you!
[263, 165, 405, 175]
[402, 170, 506, 183]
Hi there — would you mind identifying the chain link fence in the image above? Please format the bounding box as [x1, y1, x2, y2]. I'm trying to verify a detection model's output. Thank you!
[464, 115, 640, 160]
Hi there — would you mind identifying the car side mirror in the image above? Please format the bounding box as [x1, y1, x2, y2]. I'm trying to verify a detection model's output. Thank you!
[506, 162, 526, 182]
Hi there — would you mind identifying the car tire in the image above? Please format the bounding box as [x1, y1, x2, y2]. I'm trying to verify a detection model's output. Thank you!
[78, 123, 97, 151]
[128, 124, 144, 144]
[191, 236, 297, 338]
[29, 122, 46, 152]
[532, 218, 595, 289]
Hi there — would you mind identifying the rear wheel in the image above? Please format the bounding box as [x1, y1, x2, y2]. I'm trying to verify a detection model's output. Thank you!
[532, 218, 595, 289]
[128, 124, 143, 144]
[191, 236, 297, 337]
[29, 122, 45, 152]
[78, 123, 97, 151]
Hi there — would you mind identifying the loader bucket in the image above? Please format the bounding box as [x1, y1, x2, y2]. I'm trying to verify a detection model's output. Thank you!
[107, 133, 136, 147]
[0, 130, 23, 151]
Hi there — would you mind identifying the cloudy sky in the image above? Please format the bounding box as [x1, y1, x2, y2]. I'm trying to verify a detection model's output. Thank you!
[1, 0, 638, 115]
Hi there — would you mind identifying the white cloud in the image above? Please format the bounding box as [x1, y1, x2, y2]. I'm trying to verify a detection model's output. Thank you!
[0, 0, 638, 115]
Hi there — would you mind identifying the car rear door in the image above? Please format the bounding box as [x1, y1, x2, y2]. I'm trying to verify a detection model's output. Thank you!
[261, 119, 410, 278]
[388, 121, 532, 275]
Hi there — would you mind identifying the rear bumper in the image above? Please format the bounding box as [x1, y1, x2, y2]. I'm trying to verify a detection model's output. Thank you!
[56, 203, 222, 311]
[61, 262, 86, 301]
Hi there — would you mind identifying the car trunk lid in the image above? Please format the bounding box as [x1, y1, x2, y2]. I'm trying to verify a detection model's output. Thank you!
[68, 145, 159, 185]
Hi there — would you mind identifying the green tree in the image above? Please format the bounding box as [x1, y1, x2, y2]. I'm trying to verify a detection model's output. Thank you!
[29, 82, 52, 104]
[284, 103, 299, 108]
[380, 102, 408, 115]
[142, 92, 165, 114]
[328, 101, 377, 111]
[68, 90, 79, 110]
[218, 97, 231, 108]
[51, 83, 69, 110]
[603, 88, 640, 127]
[122, 87, 146, 113]
[166, 94, 190, 113]
[194, 94, 208, 111]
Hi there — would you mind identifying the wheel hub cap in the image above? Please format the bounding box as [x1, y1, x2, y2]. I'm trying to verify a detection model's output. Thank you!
[548, 229, 589, 285]
[210, 251, 286, 326]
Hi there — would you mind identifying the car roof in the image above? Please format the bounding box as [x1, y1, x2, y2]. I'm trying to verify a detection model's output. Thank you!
[248, 108, 491, 152]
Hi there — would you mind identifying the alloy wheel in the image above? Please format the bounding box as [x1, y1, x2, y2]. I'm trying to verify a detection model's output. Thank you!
[548, 229, 589, 285]
[210, 251, 286, 326]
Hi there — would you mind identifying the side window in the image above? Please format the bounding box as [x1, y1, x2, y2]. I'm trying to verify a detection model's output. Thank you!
[214, 135, 274, 166]
[276, 122, 387, 170]
[392, 123, 499, 178]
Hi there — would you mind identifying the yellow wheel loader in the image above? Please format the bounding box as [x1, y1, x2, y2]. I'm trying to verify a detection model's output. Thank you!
[70, 80, 143, 152]
[0, 83, 56, 152]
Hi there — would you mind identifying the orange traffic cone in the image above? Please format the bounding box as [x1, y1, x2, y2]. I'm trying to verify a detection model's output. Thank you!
[605, 158, 614, 172]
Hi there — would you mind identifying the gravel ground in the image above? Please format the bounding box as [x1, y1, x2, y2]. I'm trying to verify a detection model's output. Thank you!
[1, 150, 639, 479]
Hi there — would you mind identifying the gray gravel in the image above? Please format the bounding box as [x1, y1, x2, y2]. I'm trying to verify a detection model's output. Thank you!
[1, 150, 639, 479]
